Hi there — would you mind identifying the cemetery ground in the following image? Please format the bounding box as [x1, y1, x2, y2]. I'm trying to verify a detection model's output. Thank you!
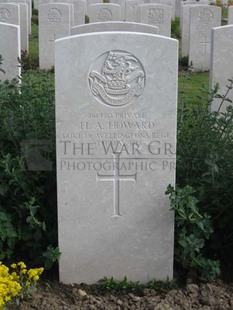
[1, 14, 233, 310]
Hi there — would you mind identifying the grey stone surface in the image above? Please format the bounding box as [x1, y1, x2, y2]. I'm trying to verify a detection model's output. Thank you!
[0, 0, 29, 50]
[52, 0, 85, 25]
[88, 3, 121, 22]
[55, 31, 177, 284]
[145, 0, 175, 20]
[175, 0, 180, 17]
[0, 22, 20, 81]
[125, 0, 145, 22]
[18, 3, 28, 50]
[71, 21, 159, 35]
[0, 0, 32, 34]
[86, 0, 102, 15]
[181, 3, 206, 57]
[228, 6, 233, 25]
[180, 0, 210, 27]
[210, 25, 233, 112]
[110, 0, 125, 20]
[181, 4, 191, 56]
[39, 3, 73, 69]
[0, 3, 20, 26]
[189, 5, 221, 71]
[139, 3, 172, 37]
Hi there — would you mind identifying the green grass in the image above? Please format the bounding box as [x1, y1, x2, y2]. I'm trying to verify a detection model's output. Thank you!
[178, 71, 209, 107]
[29, 23, 38, 60]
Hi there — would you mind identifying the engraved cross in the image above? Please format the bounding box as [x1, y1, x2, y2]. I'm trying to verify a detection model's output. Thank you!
[97, 153, 137, 217]
[200, 36, 210, 55]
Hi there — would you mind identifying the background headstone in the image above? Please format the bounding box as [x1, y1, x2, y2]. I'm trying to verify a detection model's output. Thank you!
[0, 3, 20, 26]
[110, 0, 125, 20]
[0, 0, 29, 50]
[52, 0, 85, 26]
[189, 5, 221, 71]
[55, 31, 178, 284]
[145, 0, 175, 20]
[86, 0, 102, 15]
[228, 6, 233, 25]
[39, 3, 73, 69]
[0, 0, 32, 34]
[71, 21, 159, 35]
[139, 3, 172, 37]
[210, 25, 233, 112]
[88, 3, 121, 22]
[0, 22, 21, 81]
[181, 3, 207, 57]
[125, 0, 145, 22]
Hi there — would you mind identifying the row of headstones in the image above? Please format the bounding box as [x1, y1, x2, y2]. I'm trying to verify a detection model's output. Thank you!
[0, 0, 32, 50]
[38, 2, 174, 69]
[35, 0, 176, 21]
[36, 0, 218, 19]
[1, 18, 232, 110]
[181, 3, 233, 71]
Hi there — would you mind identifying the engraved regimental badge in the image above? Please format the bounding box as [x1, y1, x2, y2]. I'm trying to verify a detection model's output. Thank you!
[88, 50, 146, 107]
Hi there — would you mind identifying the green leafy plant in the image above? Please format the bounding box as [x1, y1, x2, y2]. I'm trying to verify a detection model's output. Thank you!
[0, 70, 57, 268]
[98, 276, 176, 294]
[176, 75, 233, 279]
[98, 276, 141, 293]
[42, 246, 61, 270]
[166, 185, 220, 281]
[171, 18, 181, 39]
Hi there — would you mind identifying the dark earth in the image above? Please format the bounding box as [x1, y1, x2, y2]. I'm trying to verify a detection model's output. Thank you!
[13, 280, 233, 310]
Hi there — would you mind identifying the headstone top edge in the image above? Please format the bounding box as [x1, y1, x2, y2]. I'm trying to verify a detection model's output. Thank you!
[55, 31, 179, 44]
[38, 2, 73, 7]
[212, 24, 233, 31]
[0, 21, 19, 28]
[89, 3, 121, 6]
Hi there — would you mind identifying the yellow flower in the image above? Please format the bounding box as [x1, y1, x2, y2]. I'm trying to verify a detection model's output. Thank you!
[18, 262, 26, 269]
[20, 269, 27, 275]
[33, 275, 39, 281]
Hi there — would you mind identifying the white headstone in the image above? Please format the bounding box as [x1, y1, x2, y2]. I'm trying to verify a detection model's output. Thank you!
[55, 31, 178, 284]
[189, 5, 221, 71]
[52, 0, 85, 26]
[18, 3, 28, 50]
[175, 0, 180, 17]
[228, 6, 233, 25]
[72, 0, 85, 25]
[181, 3, 205, 57]
[180, 0, 210, 27]
[110, 0, 125, 20]
[0, 0, 29, 50]
[0, 22, 20, 81]
[139, 4, 172, 37]
[210, 25, 233, 112]
[125, 0, 145, 22]
[88, 3, 121, 22]
[145, 0, 175, 20]
[0, 0, 32, 34]
[86, 0, 102, 15]
[34, 0, 38, 9]
[39, 3, 73, 69]
[71, 21, 159, 35]
[0, 3, 20, 26]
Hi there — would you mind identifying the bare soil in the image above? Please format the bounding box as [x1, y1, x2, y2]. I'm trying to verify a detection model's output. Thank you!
[13, 280, 233, 310]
